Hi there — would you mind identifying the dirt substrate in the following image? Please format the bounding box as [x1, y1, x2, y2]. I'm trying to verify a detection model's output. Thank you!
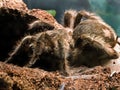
[0, 62, 119, 90]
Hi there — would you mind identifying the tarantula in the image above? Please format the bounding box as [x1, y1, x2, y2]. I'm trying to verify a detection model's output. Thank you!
[5, 9, 119, 75]
[70, 10, 119, 67]
[5, 10, 77, 75]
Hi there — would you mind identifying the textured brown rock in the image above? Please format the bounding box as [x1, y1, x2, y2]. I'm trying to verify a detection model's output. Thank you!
[0, 0, 28, 11]
[28, 9, 63, 29]
[0, 62, 61, 90]
[0, 62, 120, 90]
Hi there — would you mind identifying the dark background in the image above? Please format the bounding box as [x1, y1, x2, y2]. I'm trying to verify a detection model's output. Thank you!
[23, 0, 120, 36]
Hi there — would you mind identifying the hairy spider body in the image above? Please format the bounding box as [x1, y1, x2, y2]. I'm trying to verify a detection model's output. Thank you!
[71, 10, 118, 67]
[5, 28, 73, 75]
[5, 10, 77, 75]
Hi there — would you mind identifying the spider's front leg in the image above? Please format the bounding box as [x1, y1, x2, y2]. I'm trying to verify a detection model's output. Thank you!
[5, 35, 34, 66]
[24, 33, 51, 67]
[57, 38, 71, 76]
[24, 40, 44, 68]
[94, 41, 119, 60]
[81, 35, 118, 59]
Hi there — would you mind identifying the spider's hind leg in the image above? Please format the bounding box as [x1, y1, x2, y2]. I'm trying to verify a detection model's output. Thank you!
[5, 35, 34, 66]
[28, 20, 55, 35]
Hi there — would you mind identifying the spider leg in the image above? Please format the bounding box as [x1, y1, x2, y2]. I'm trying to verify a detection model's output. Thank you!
[78, 34, 118, 60]
[24, 33, 49, 67]
[64, 10, 77, 29]
[28, 20, 54, 34]
[5, 35, 34, 66]
[24, 40, 44, 67]
[92, 40, 118, 60]
[57, 39, 70, 76]
[117, 37, 120, 45]
[74, 12, 82, 28]
[59, 58, 70, 76]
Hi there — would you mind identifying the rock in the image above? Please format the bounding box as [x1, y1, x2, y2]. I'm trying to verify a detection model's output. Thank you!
[28, 9, 63, 29]
[0, 62, 120, 89]
[0, 0, 28, 11]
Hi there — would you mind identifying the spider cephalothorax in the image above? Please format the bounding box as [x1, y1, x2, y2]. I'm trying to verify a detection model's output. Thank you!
[71, 10, 119, 67]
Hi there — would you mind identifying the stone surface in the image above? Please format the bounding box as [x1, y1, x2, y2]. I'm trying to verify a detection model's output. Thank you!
[0, 62, 120, 90]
